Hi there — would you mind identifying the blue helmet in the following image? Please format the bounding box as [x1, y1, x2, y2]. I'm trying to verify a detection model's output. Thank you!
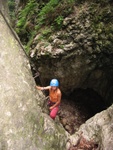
[50, 79, 59, 87]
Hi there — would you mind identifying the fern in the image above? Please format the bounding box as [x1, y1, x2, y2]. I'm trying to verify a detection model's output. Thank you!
[37, 0, 59, 23]
[17, 0, 38, 28]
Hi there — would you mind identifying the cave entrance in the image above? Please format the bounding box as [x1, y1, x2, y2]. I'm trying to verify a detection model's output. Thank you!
[58, 88, 107, 135]
[32, 71, 107, 135]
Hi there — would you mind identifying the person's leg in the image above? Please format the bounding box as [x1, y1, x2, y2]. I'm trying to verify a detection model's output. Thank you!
[50, 106, 59, 119]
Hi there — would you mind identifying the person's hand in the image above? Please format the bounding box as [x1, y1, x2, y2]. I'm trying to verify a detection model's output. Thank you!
[36, 86, 42, 90]
[36, 86, 38, 89]
[49, 106, 54, 110]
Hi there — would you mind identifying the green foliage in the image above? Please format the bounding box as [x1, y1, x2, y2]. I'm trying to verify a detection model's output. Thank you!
[16, 17, 26, 28]
[15, 0, 39, 53]
[36, 0, 75, 29]
[54, 16, 64, 29]
[36, 0, 59, 28]
[42, 28, 52, 37]
[16, 0, 38, 28]
[35, 27, 52, 42]
[8, 0, 15, 20]
[15, 0, 75, 53]
[8, 0, 15, 11]
[38, 0, 59, 17]
[25, 31, 36, 54]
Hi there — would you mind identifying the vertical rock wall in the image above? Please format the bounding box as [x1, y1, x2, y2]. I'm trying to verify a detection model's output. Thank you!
[0, 0, 9, 20]
[30, 1, 113, 104]
[0, 6, 68, 150]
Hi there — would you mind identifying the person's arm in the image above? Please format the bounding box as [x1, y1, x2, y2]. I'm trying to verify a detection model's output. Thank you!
[36, 85, 50, 91]
[49, 90, 61, 110]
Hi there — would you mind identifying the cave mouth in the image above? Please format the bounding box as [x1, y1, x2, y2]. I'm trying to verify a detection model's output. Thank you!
[32, 71, 107, 135]
[58, 88, 107, 135]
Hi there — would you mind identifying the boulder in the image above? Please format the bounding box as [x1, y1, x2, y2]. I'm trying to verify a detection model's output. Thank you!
[67, 104, 113, 150]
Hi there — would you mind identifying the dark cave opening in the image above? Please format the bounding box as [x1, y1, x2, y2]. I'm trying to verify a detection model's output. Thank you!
[58, 88, 107, 134]
[32, 70, 108, 135]
[70, 88, 107, 116]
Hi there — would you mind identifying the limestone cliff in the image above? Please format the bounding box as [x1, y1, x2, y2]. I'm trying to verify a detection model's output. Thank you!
[4, 0, 113, 150]
[28, 1, 113, 149]
[0, 2, 68, 150]
[30, 0, 113, 105]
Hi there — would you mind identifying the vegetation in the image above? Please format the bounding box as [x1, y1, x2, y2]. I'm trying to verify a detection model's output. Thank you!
[8, 0, 113, 54]
[35, 0, 74, 29]
[11, 0, 75, 53]
[8, 0, 15, 21]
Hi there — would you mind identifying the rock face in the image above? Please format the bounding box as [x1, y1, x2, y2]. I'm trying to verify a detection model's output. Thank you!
[3, 1, 113, 150]
[0, 0, 9, 20]
[30, 1, 113, 105]
[67, 104, 113, 150]
[29, 2, 113, 149]
[0, 4, 68, 150]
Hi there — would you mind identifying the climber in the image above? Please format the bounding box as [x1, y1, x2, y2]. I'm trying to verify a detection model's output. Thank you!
[36, 79, 62, 120]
